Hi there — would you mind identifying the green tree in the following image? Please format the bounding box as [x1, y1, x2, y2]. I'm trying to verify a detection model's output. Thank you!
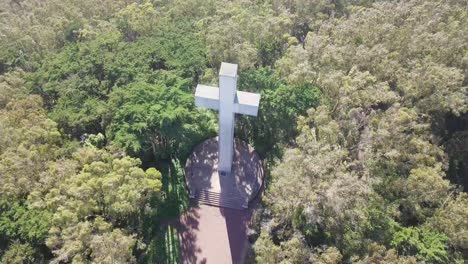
[29, 24, 207, 138]
[253, 232, 282, 263]
[0, 69, 27, 109]
[236, 68, 321, 158]
[391, 227, 449, 263]
[196, 0, 292, 69]
[356, 243, 417, 264]
[42, 147, 162, 263]
[114, 2, 157, 41]
[0, 95, 62, 200]
[309, 247, 343, 264]
[0, 201, 51, 246]
[46, 217, 136, 264]
[1, 242, 36, 264]
[108, 78, 215, 160]
[0, 0, 127, 71]
[428, 193, 468, 255]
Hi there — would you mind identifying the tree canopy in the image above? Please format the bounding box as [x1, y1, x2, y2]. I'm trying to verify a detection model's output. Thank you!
[0, 0, 467, 262]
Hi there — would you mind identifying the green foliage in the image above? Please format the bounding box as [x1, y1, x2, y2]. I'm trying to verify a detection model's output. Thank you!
[391, 227, 449, 263]
[46, 217, 137, 263]
[196, 0, 292, 69]
[0, 95, 62, 200]
[41, 147, 162, 262]
[309, 247, 343, 264]
[258, 0, 467, 261]
[0, 201, 51, 245]
[30, 32, 127, 135]
[137, 159, 188, 263]
[82, 133, 106, 148]
[253, 232, 282, 263]
[0, 0, 467, 263]
[237, 68, 321, 159]
[147, 224, 181, 264]
[89, 228, 137, 264]
[0, 0, 127, 71]
[1, 242, 36, 264]
[256, 40, 283, 67]
[261, 100, 463, 261]
[30, 27, 206, 138]
[0, 69, 27, 109]
[428, 193, 468, 253]
[356, 243, 418, 264]
[45, 148, 162, 225]
[114, 2, 158, 40]
[108, 78, 215, 160]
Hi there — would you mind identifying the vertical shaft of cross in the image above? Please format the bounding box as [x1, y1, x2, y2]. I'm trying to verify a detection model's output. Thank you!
[218, 63, 238, 174]
[194, 62, 260, 177]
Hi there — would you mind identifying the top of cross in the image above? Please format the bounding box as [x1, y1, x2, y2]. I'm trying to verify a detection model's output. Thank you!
[194, 63, 260, 116]
[219, 62, 238, 77]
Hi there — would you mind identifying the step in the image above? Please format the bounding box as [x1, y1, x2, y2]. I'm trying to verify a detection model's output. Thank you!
[195, 190, 245, 209]
[193, 190, 246, 210]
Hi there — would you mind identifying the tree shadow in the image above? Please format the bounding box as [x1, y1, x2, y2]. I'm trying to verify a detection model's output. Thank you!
[185, 137, 219, 194]
[173, 202, 203, 264]
[143, 159, 193, 263]
[231, 139, 264, 204]
[159, 160, 190, 219]
[146, 224, 182, 264]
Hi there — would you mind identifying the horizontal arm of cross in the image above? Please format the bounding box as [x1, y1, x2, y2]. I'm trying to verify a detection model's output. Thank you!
[234, 90, 260, 116]
[195, 85, 261, 116]
[195, 85, 219, 110]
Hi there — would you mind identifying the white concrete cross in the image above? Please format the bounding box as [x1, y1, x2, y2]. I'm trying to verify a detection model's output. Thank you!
[195, 62, 261, 174]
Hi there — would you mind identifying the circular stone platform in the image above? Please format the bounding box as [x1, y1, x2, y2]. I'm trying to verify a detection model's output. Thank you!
[185, 137, 264, 209]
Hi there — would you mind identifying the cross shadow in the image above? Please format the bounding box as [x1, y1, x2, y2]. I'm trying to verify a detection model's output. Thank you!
[219, 206, 253, 264]
[218, 138, 263, 264]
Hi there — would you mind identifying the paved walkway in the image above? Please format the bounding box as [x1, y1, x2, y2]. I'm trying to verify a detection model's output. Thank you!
[179, 137, 262, 263]
[174, 203, 252, 264]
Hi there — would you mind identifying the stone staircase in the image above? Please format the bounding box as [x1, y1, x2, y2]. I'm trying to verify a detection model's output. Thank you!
[193, 189, 246, 210]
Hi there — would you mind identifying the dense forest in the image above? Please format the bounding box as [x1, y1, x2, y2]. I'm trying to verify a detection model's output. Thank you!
[0, 0, 466, 263]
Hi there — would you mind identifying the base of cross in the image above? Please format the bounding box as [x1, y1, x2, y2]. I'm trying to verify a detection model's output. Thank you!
[185, 137, 264, 210]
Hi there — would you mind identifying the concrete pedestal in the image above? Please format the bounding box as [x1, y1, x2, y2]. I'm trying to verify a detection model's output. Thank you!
[185, 137, 264, 209]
